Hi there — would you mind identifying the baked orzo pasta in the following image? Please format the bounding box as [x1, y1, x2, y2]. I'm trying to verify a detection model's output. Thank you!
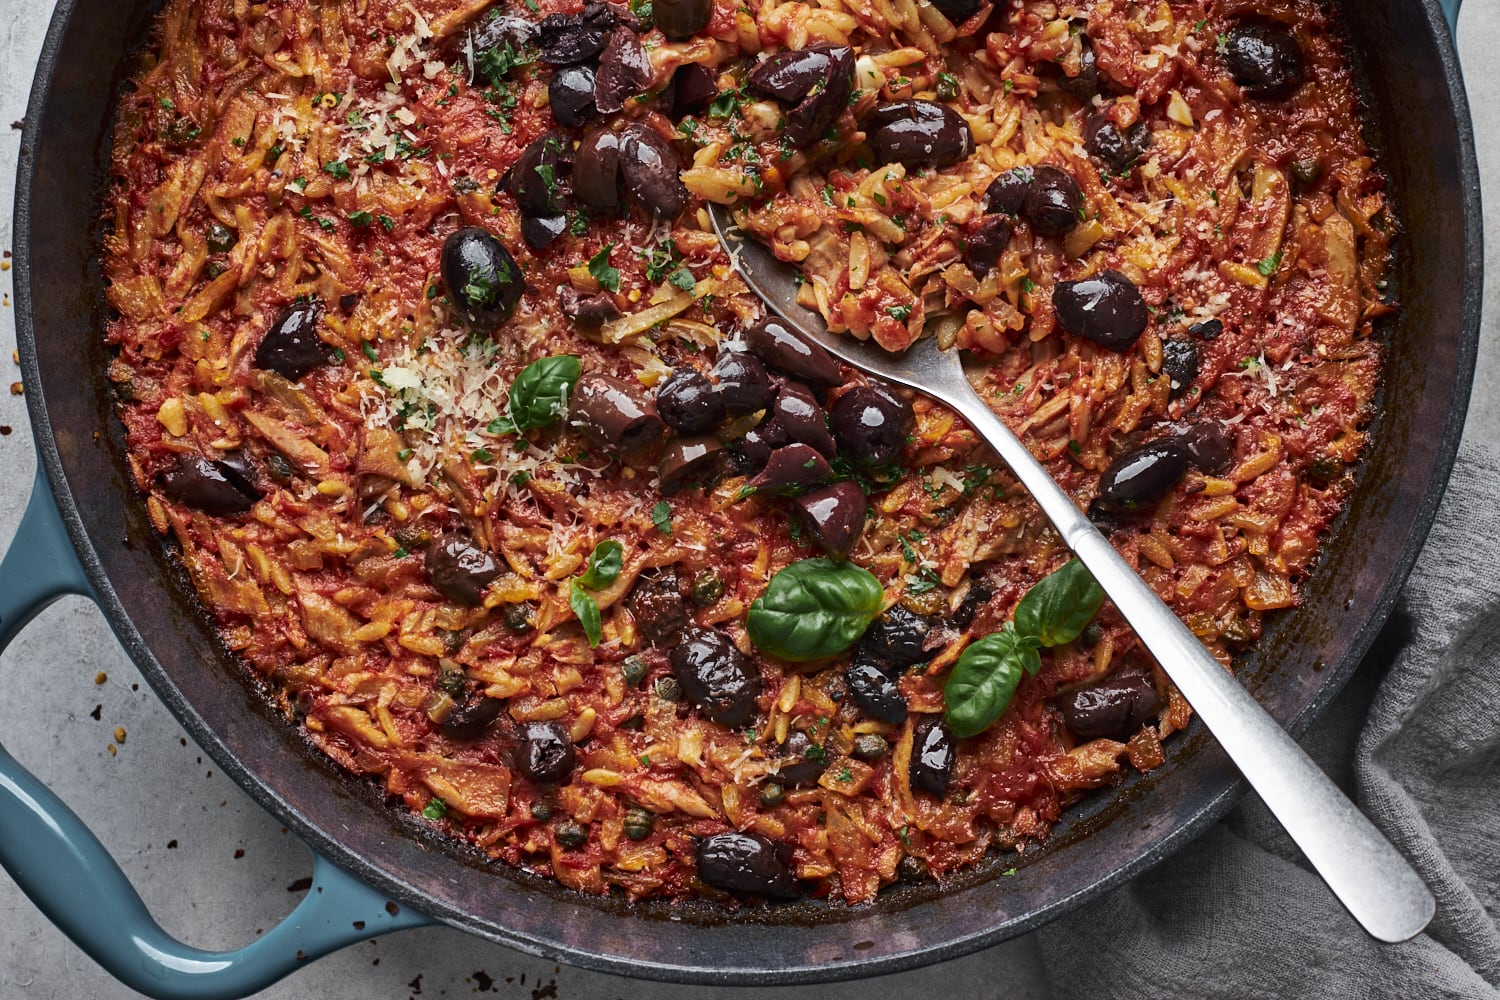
[104, 0, 1391, 904]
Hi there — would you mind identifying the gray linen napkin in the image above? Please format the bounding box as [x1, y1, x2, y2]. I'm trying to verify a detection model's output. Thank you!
[1035, 441, 1500, 999]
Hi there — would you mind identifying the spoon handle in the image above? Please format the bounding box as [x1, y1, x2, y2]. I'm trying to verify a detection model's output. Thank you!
[944, 386, 1435, 943]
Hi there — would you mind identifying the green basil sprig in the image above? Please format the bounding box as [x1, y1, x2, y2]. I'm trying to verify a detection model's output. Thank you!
[747, 558, 885, 661]
[570, 539, 624, 647]
[505, 354, 581, 432]
[943, 558, 1104, 738]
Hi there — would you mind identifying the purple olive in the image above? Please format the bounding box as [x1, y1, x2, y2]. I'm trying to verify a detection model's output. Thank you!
[710, 351, 775, 415]
[536, 4, 613, 65]
[773, 383, 836, 458]
[1224, 23, 1305, 98]
[909, 716, 954, 797]
[520, 213, 567, 251]
[1057, 674, 1160, 738]
[439, 692, 504, 741]
[864, 100, 974, 167]
[858, 605, 933, 668]
[515, 721, 577, 783]
[549, 63, 598, 127]
[747, 44, 855, 148]
[845, 656, 907, 724]
[695, 832, 801, 899]
[254, 298, 329, 380]
[440, 227, 524, 332]
[658, 435, 723, 494]
[929, 0, 980, 23]
[567, 374, 667, 454]
[984, 167, 1032, 216]
[670, 627, 762, 727]
[744, 316, 840, 385]
[749, 443, 831, 496]
[424, 533, 502, 606]
[1188, 318, 1224, 340]
[511, 134, 566, 216]
[1052, 269, 1148, 350]
[1084, 109, 1151, 173]
[656, 368, 726, 433]
[619, 123, 687, 219]
[594, 26, 652, 115]
[1097, 439, 1189, 511]
[663, 62, 718, 119]
[574, 128, 622, 214]
[791, 480, 866, 559]
[1059, 38, 1100, 100]
[1173, 422, 1234, 474]
[830, 386, 905, 466]
[773, 729, 827, 787]
[654, 0, 712, 41]
[1022, 165, 1084, 236]
[729, 417, 789, 473]
[963, 215, 1015, 278]
[627, 569, 688, 646]
[158, 455, 262, 515]
[560, 286, 620, 327]
[1160, 339, 1200, 398]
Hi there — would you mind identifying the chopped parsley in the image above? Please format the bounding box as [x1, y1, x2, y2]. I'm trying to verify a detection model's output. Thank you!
[587, 244, 621, 292]
[361, 341, 379, 362]
[886, 304, 913, 321]
[421, 798, 447, 820]
[347, 210, 373, 227]
[936, 72, 960, 101]
[378, 214, 396, 232]
[323, 160, 351, 180]
[651, 500, 673, 535]
[667, 267, 697, 291]
[1256, 252, 1283, 277]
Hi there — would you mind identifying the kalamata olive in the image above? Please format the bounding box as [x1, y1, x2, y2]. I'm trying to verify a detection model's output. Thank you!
[656, 369, 726, 433]
[868, 383, 914, 432]
[424, 533, 502, 606]
[670, 627, 762, 727]
[845, 657, 907, 724]
[158, 455, 262, 515]
[830, 386, 906, 466]
[744, 316, 841, 386]
[1059, 38, 1100, 100]
[628, 569, 688, 645]
[1057, 674, 1160, 738]
[1160, 339, 1200, 397]
[560, 286, 620, 327]
[654, 0, 712, 41]
[549, 63, 598, 127]
[1097, 439, 1189, 511]
[441, 227, 523, 332]
[864, 100, 975, 167]
[1188, 318, 1223, 340]
[619, 124, 687, 219]
[663, 62, 718, 119]
[791, 481, 866, 559]
[658, 436, 724, 494]
[929, 0, 980, 24]
[1022, 165, 1084, 236]
[1175, 422, 1234, 474]
[695, 832, 801, 899]
[909, 716, 955, 798]
[520, 213, 568, 251]
[774, 729, 826, 787]
[567, 374, 667, 454]
[206, 221, 237, 254]
[439, 692, 504, 741]
[729, 417, 789, 473]
[749, 443, 831, 496]
[515, 721, 577, 783]
[510, 134, 566, 216]
[963, 215, 1014, 278]
[214, 450, 264, 498]
[594, 26, 652, 115]
[773, 383, 836, 458]
[984, 168, 1032, 216]
[536, 4, 612, 65]
[1224, 23, 1305, 98]
[1052, 269, 1148, 350]
[254, 298, 329, 380]
[858, 605, 934, 668]
[574, 128, 623, 214]
[851, 733, 889, 761]
[746, 44, 855, 148]
[1084, 110, 1151, 173]
[710, 351, 775, 414]
[947, 582, 991, 631]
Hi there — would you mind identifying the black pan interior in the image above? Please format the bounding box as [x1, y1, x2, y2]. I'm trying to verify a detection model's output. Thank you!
[13, 0, 1481, 982]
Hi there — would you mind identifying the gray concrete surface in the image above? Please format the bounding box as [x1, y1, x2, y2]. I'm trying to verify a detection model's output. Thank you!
[0, 2, 1494, 998]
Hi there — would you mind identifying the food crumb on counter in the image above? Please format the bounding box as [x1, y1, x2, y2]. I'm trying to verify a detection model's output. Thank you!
[94, 671, 107, 684]
[113, 726, 127, 744]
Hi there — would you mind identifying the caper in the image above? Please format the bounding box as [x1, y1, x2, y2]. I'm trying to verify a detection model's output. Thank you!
[689, 570, 725, 606]
[621, 654, 649, 688]
[437, 668, 468, 697]
[530, 800, 554, 821]
[655, 676, 684, 702]
[554, 818, 588, 848]
[1291, 157, 1322, 186]
[503, 603, 535, 633]
[265, 452, 294, 483]
[898, 854, 929, 880]
[851, 734, 889, 762]
[393, 524, 432, 549]
[439, 628, 464, 655]
[206, 221, 238, 254]
[758, 782, 786, 808]
[623, 806, 655, 841]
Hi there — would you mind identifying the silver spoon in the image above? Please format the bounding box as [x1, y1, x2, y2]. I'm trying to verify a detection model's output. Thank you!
[709, 203, 1434, 943]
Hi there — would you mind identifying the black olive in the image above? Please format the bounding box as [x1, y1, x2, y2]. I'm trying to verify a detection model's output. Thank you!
[695, 832, 801, 899]
[338, 293, 359, 312]
[213, 450, 264, 498]
[206, 221, 237, 254]
[515, 721, 577, 783]
[520, 214, 568, 251]
[947, 582, 991, 631]
[774, 730, 826, 787]
[963, 215, 1014, 278]
[909, 716, 954, 798]
[670, 627, 762, 727]
[1059, 38, 1100, 100]
[628, 569, 687, 645]
[574, 128, 623, 215]
[749, 443, 832, 496]
[619, 123, 687, 219]
[746, 45, 855, 148]
[1097, 439, 1190, 511]
[1188, 317, 1223, 340]
[440, 693, 504, 741]
[158, 455, 262, 515]
[663, 62, 719, 119]
[845, 657, 907, 724]
[510, 134, 566, 216]
[1306, 452, 1344, 485]
[1084, 110, 1151, 174]
[929, 0, 980, 23]
[791, 481, 866, 559]
[657, 368, 726, 433]
[441, 228, 524, 332]
[623, 806, 655, 841]
[729, 417, 789, 474]
[1022, 165, 1084, 236]
[254, 298, 329, 380]
[984, 168, 1032, 216]
[1057, 674, 1160, 738]
[424, 533, 503, 606]
[594, 26, 652, 114]
[1174, 422, 1234, 474]
[859, 605, 933, 668]
[830, 386, 906, 466]
[554, 818, 589, 849]
[654, 0, 712, 40]
[1160, 339, 1199, 398]
[689, 569, 725, 606]
[1224, 23, 1305, 98]
[851, 733, 888, 762]
[744, 315, 841, 386]
[1052, 270, 1148, 350]
[567, 374, 667, 454]
[658, 435, 724, 494]
[536, 5, 612, 65]
[549, 63, 598, 127]
[773, 383, 836, 458]
[560, 286, 621, 327]
[710, 351, 775, 415]
[864, 100, 975, 167]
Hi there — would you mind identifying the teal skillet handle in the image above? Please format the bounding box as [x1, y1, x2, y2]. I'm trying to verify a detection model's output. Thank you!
[0, 470, 431, 1000]
[1441, 0, 1461, 34]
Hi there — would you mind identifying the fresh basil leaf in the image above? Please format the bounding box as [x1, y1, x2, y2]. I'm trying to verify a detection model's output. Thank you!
[570, 579, 603, 646]
[507, 354, 581, 431]
[1012, 558, 1104, 648]
[578, 539, 624, 590]
[943, 624, 1040, 738]
[746, 558, 884, 661]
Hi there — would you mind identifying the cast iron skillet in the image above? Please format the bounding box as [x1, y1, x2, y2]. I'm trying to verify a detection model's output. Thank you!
[0, 0, 1481, 994]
